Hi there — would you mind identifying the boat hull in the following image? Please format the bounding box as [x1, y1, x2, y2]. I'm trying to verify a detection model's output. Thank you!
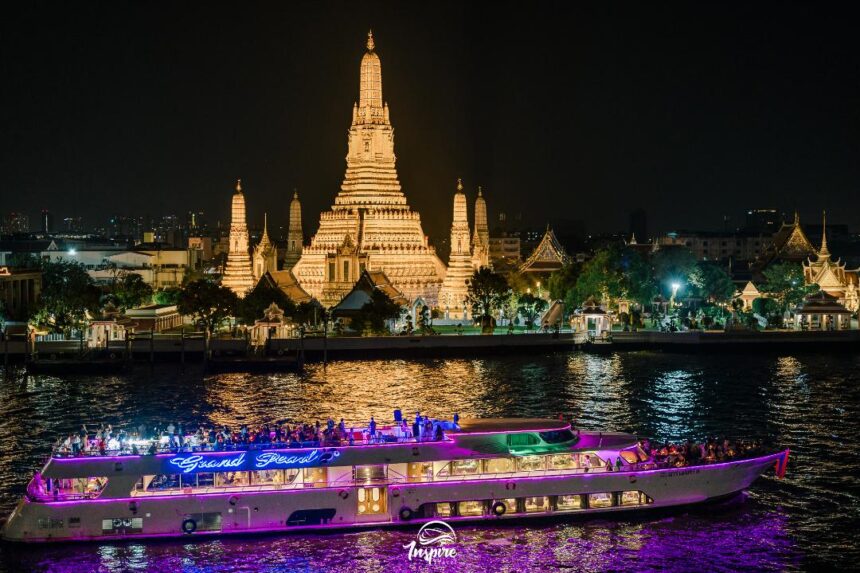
[1, 452, 783, 543]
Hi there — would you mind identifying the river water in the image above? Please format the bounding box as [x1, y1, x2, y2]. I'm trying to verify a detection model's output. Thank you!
[0, 351, 857, 572]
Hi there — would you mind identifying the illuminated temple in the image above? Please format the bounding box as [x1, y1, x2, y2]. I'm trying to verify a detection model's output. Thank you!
[802, 212, 859, 312]
[221, 180, 255, 297]
[291, 31, 446, 306]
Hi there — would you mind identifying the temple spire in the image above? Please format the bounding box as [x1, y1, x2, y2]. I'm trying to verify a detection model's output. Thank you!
[236, 178, 243, 193]
[359, 30, 382, 110]
[820, 210, 830, 259]
[367, 29, 374, 52]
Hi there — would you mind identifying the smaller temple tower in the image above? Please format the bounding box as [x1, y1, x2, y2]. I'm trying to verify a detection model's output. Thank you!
[471, 186, 490, 269]
[284, 190, 303, 269]
[253, 213, 278, 281]
[438, 179, 473, 319]
[222, 179, 255, 297]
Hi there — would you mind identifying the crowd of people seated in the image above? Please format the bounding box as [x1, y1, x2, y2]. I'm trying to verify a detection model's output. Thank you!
[54, 412, 459, 457]
[638, 437, 765, 468]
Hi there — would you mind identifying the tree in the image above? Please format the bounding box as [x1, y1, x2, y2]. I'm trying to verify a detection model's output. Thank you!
[517, 292, 549, 331]
[465, 268, 511, 328]
[177, 280, 239, 335]
[31, 260, 101, 335]
[237, 280, 296, 325]
[153, 286, 182, 305]
[652, 246, 697, 297]
[570, 248, 624, 308]
[548, 263, 580, 301]
[619, 248, 656, 307]
[110, 272, 153, 311]
[350, 289, 402, 335]
[690, 262, 735, 304]
[761, 262, 817, 315]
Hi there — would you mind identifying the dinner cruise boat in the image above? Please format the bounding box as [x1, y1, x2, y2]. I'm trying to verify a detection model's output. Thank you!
[0, 417, 789, 543]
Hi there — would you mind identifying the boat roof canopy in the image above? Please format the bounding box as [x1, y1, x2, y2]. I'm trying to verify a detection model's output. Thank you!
[456, 418, 570, 434]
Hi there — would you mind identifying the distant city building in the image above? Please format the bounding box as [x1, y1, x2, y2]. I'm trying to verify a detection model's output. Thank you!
[489, 235, 521, 264]
[744, 209, 781, 234]
[2, 212, 30, 234]
[291, 32, 446, 304]
[40, 210, 54, 235]
[63, 217, 84, 234]
[221, 180, 255, 297]
[658, 230, 770, 262]
[188, 236, 213, 262]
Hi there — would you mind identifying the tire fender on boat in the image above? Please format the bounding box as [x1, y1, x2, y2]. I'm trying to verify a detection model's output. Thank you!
[228, 495, 239, 506]
[628, 475, 637, 484]
[338, 489, 349, 500]
[128, 501, 139, 514]
[505, 482, 516, 491]
[181, 518, 197, 534]
[391, 488, 400, 498]
[399, 506, 414, 521]
[491, 501, 507, 516]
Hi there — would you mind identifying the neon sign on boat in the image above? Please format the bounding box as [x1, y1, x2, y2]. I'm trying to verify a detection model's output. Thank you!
[167, 449, 342, 474]
[169, 453, 246, 474]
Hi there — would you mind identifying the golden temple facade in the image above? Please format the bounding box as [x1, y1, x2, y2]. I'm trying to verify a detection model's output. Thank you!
[291, 31, 446, 307]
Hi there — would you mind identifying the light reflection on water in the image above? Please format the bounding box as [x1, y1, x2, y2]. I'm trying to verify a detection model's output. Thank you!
[1, 351, 858, 571]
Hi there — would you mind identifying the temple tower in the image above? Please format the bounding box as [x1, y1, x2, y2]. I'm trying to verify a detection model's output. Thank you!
[438, 179, 473, 318]
[471, 186, 490, 269]
[291, 31, 446, 305]
[253, 213, 278, 281]
[284, 190, 303, 269]
[222, 179, 255, 296]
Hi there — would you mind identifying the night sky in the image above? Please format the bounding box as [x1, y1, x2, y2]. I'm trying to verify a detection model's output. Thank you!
[1, 1, 858, 241]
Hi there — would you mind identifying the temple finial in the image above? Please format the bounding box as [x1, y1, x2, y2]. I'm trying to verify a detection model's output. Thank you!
[367, 29, 375, 51]
[820, 209, 829, 256]
[236, 179, 242, 193]
[477, 185, 483, 197]
[793, 210, 799, 225]
[456, 178, 463, 192]
[293, 188, 299, 200]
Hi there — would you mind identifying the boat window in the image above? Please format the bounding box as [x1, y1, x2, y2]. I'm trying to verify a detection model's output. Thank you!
[548, 454, 577, 470]
[435, 502, 453, 517]
[620, 450, 639, 464]
[588, 492, 614, 508]
[49, 477, 108, 498]
[407, 462, 434, 482]
[303, 467, 328, 486]
[524, 496, 549, 513]
[101, 518, 143, 534]
[507, 433, 539, 447]
[483, 457, 514, 474]
[517, 455, 546, 472]
[557, 494, 584, 510]
[252, 470, 286, 485]
[188, 512, 222, 532]
[458, 501, 484, 516]
[146, 474, 180, 491]
[620, 491, 642, 506]
[539, 429, 575, 444]
[354, 465, 387, 482]
[357, 487, 387, 515]
[215, 472, 249, 487]
[196, 473, 215, 488]
[451, 459, 481, 475]
[37, 518, 65, 529]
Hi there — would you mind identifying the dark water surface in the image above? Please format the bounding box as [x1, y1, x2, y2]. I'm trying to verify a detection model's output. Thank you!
[0, 352, 858, 572]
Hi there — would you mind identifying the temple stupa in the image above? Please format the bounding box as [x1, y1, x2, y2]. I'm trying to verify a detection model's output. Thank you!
[291, 31, 446, 305]
[438, 179, 473, 318]
[221, 179, 255, 296]
[284, 190, 303, 270]
[471, 186, 490, 269]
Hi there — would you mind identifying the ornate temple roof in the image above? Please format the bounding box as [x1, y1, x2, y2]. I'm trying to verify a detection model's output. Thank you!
[260, 270, 313, 304]
[795, 290, 852, 314]
[331, 269, 407, 315]
[519, 226, 571, 273]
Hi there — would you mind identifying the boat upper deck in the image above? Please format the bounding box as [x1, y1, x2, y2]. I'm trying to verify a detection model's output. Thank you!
[49, 417, 577, 459]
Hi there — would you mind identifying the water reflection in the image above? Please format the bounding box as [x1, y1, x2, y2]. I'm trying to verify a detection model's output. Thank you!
[0, 352, 858, 571]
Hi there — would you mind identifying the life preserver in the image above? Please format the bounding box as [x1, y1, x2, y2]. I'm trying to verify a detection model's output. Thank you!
[277, 349, 285, 356]
[338, 490, 349, 500]
[228, 495, 239, 506]
[628, 475, 637, 484]
[391, 488, 400, 498]
[399, 506, 414, 521]
[109, 352, 117, 360]
[128, 501, 139, 514]
[505, 482, 516, 491]
[181, 518, 197, 534]
[491, 501, 507, 516]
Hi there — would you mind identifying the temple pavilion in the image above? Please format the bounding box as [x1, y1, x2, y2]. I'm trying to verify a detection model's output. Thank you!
[291, 32, 446, 306]
[519, 226, 571, 275]
[802, 212, 859, 312]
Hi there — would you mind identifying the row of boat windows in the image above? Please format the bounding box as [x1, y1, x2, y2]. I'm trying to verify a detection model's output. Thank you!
[435, 491, 653, 517]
